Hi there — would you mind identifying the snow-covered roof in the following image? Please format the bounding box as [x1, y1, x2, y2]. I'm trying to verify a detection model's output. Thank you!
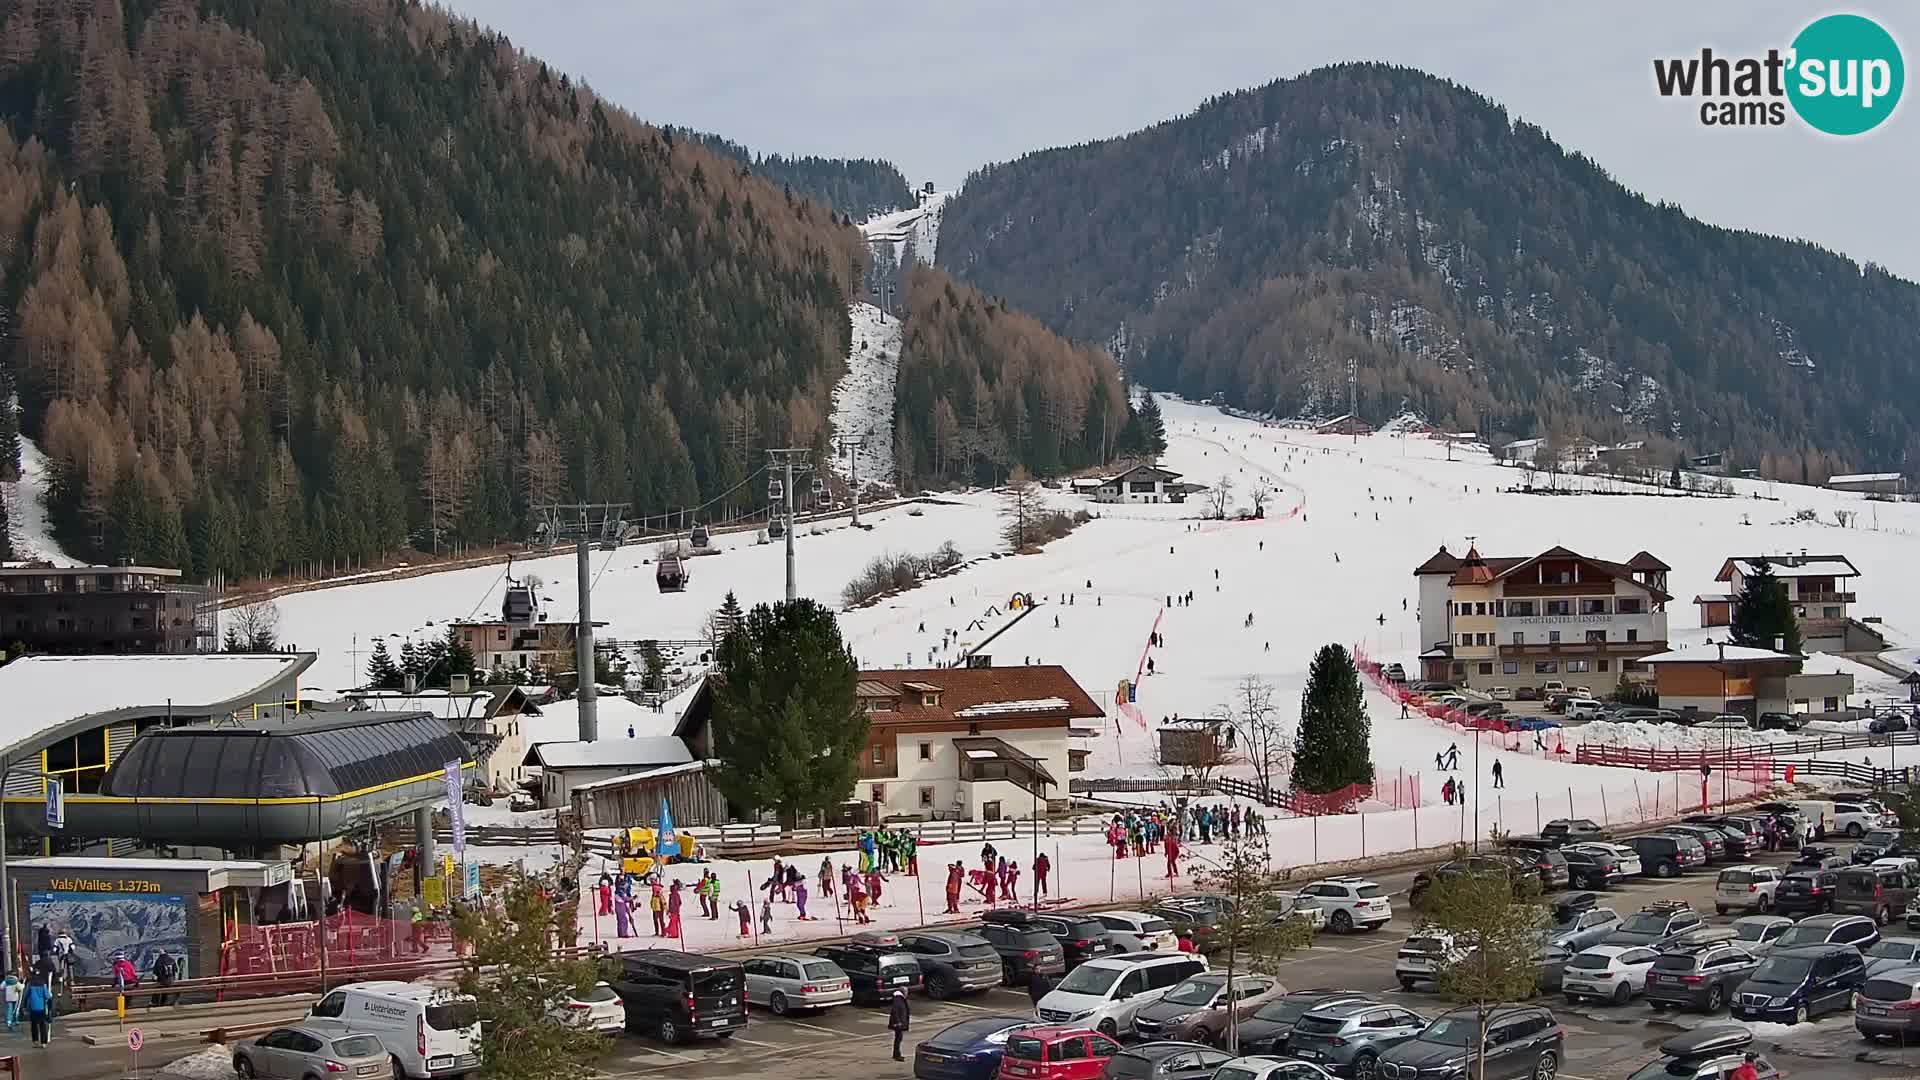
[573, 760, 708, 792]
[522, 736, 693, 770]
[1726, 556, 1859, 579]
[1827, 472, 1904, 484]
[1638, 646, 1798, 664]
[521, 693, 673, 745]
[1503, 438, 1545, 449]
[953, 697, 1070, 718]
[0, 653, 313, 756]
[1692, 594, 1735, 603]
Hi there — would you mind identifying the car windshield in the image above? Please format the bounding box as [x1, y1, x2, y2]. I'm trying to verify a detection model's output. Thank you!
[1735, 923, 1775, 941]
[692, 968, 742, 995]
[576, 984, 619, 1002]
[1419, 1016, 1476, 1046]
[1865, 978, 1920, 1002]
[426, 1002, 479, 1031]
[1567, 953, 1615, 971]
[331, 1036, 383, 1058]
[1752, 956, 1814, 983]
[1105, 1053, 1157, 1079]
[1618, 914, 1669, 935]
[1213, 1068, 1262, 1080]
[959, 943, 999, 960]
[1162, 978, 1223, 1006]
[1774, 926, 1834, 948]
[1055, 964, 1122, 995]
[1650, 954, 1698, 973]
[1006, 1036, 1046, 1061]
[1719, 871, 1760, 884]
[1868, 941, 1918, 959]
[1355, 884, 1385, 899]
[1549, 913, 1583, 932]
[1253, 997, 1321, 1022]
[803, 962, 843, 980]
[1141, 919, 1172, 934]
[1865, 832, 1900, 846]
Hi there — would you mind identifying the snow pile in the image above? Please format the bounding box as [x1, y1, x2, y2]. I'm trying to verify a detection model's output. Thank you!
[828, 302, 901, 491]
[163, 1045, 236, 1080]
[1573, 721, 1781, 752]
[1, 435, 81, 565]
[954, 697, 1070, 717]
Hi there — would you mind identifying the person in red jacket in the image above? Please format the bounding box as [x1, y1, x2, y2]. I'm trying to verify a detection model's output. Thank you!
[944, 862, 964, 913]
[1175, 932, 1197, 953]
[1163, 832, 1181, 879]
[1032, 852, 1051, 901]
[1727, 1053, 1760, 1080]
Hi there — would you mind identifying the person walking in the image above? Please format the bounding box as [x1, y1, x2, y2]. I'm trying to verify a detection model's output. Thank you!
[888, 987, 912, 1061]
[731, 898, 752, 939]
[24, 975, 50, 1047]
[665, 881, 684, 939]
[1163, 831, 1181, 880]
[150, 949, 178, 1008]
[1492, 759, 1505, 789]
[649, 883, 667, 936]
[794, 879, 813, 921]
[819, 856, 836, 900]
[1027, 967, 1057, 1006]
[2, 971, 19, 1031]
[944, 862, 964, 913]
[1032, 851, 1051, 900]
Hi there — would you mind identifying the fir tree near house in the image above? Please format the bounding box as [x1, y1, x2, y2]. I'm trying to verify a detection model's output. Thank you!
[708, 598, 869, 829]
[1729, 557, 1803, 665]
[1292, 643, 1374, 793]
[365, 639, 404, 690]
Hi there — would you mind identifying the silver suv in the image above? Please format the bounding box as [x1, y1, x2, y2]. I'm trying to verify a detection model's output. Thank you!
[1283, 1000, 1426, 1080]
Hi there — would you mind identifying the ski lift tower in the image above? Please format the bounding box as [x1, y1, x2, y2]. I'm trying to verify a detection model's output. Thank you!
[834, 433, 870, 528]
[766, 448, 813, 602]
[533, 501, 631, 742]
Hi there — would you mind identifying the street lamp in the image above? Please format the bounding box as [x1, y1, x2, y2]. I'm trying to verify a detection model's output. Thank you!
[1711, 638, 1728, 808]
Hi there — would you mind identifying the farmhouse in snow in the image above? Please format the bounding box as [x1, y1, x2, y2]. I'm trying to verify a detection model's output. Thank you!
[1094, 463, 1190, 504]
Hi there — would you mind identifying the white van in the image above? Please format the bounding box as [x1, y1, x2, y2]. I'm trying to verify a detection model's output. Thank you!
[1089, 910, 1179, 953]
[305, 981, 481, 1079]
[1563, 697, 1606, 721]
[1035, 952, 1207, 1037]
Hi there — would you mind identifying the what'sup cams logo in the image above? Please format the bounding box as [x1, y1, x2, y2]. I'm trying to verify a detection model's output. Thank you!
[1654, 13, 1904, 134]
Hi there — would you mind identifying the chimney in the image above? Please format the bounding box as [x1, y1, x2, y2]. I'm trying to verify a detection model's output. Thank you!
[1774, 635, 1785, 653]
[449, 673, 470, 694]
[403, 672, 418, 694]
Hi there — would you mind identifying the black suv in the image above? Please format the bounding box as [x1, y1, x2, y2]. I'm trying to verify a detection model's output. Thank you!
[975, 914, 1066, 984]
[1774, 870, 1842, 916]
[1732, 944, 1867, 1025]
[1852, 829, 1920, 864]
[1495, 842, 1572, 891]
[606, 949, 747, 1044]
[1643, 943, 1760, 1013]
[1541, 818, 1609, 845]
[1558, 845, 1621, 890]
[812, 941, 923, 1003]
[1235, 991, 1375, 1056]
[1627, 834, 1706, 877]
[1410, 855, 1540, 908]
[1028, 913, 1119, 967]
[1378, 1005, 1563, 1080]
[898, 932, 1004, 998]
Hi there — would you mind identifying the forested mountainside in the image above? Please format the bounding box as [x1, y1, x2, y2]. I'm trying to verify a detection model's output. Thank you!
[939, 63, 1920, 477]
[669, 128, 914, 220]
[893, 263, 1130, 489]
[0, 0, 870, 579]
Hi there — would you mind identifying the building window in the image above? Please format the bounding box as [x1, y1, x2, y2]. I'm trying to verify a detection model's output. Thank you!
[1508, 600, 1537, 617]
[1535, 660, 1559, 674]
[1566, 660, 1590, 673]
[870, 785, 886, 803]
[918, 742, 932, 761]
[1626, 629, 1639, 643]
[1585, 630, 1606, 643]
[1475, 603, 1487, 616]
[1581, 598, 1609, 615]
[1475, 633, 1490, 646]
[1549, 630, 1562, 643]
[1478, 662, 1493, 675]
[1503, 662, 1520, 675]
[1457, 602, 1470, 616]
[1493, 601, 1505, 617]
[1451, 663, 1466, 677]
[921, 693, 940, 706]
[1546, 600, 1572, 616]
[1458, 634, 1470, 647]
[1598, 659, 1610, 672]
[496, 627, 507, 642]
[919, 786, 935, 808]
[1823, 606, 1841, 618]
[1511, 632, 1524, 645]
[1616, 597, 1643, 614]
[1824, 697, 1840, 711]
[870, 745, 884, 765]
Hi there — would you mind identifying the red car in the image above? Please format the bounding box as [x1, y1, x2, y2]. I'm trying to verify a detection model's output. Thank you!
[994, 1026, 1120, 1080]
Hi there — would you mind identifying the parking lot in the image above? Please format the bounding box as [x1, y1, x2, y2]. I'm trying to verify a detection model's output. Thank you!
[582, 838, 1920, 1080]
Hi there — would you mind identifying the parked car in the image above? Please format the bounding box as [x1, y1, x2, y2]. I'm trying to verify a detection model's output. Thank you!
[1562, 697, 1606, 721]
[1234, 992, 1376, 1056]
[1035, 953, 1209, 1038]
[1101, 1042, 1237, 1080]
[1489, 686, 1513, 701]
[1863, 937, 1920, 977]
[1028, 914, 1121, 969]
[1408, 681, 1455, 694]
[1557, 846, 1621, 890]
[1298, 878, 1393, 934]
[976, 915, 1068, 984]
[1770, 912, 1881, 953]
[1774, 870, 1842, 917]
[1500, 845, 1572, 891]
[1870, 713, 1911, 735]
[1261, 891, 1328, 932]
[812, 942, 923, 1004]
[1376, 1006, 1562, 1080]
[1827, 800, 1898, 839]
[1284, 1001, 1428, 1077]
[996, 1027, 1120, 1080]
[1540, 818, 1608, 845]
[741, 954, 853, 1015]
[1730, 915, 1794, 956]
[1382, 663, 1408, 683]
[1395, 931, 1470, 990]
[1755, 711, 1805, 732]
[1604, 902, 1705, 948]
[1560, 944, 1660, 1006]
[1130, 973, 1283, 1045]
[1090, 911, 1180, 954]
[1568, 841, 1642, 878]
[1833, 865, 1920, 926]
[1643, 942, 1761, 1013]
[1713, 865, 1783, 915]
[607, 950, 747, 1044]
[233, 1027, 388, 1080]
[1852, 829, 1920, 864]
[1544, 897, 1621, 953]
[1149, 906, 1222, 954]
[1626, 1027, 1782, 1080]
[1211, 1057, 1337, 1080]
[1515, 686, 1540, 701]
[1856, 966, 1920, 1043]
[1658, 825, 1728, 862]
[1695, 713, 1750, 730]
[549, 979, 628, 1033]
[1626, 834, 1706, 878]
[899, 931, 1003, 998]
[912, 1016, 1035, 1080]
[1732, 944, 1867, 1024]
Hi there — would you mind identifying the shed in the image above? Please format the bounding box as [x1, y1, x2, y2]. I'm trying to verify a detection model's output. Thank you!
[522, 736, 696, 808]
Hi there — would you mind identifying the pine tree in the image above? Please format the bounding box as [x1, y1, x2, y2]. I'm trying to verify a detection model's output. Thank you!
[716, 591, 744, 642]
[709, 598, 869, 827]
[399, 640, 425, 686]
[366, 639, 404, 690]
[1293, 643, 1374, 793]
[1136, 392, 1168, 455]
[1730, 558, 1803, 658]
[442, 626, 476, 684]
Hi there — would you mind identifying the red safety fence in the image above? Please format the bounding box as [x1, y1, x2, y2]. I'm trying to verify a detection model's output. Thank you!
[1353, 648, 1575, 750]
[1575, 744, 1778, 769]
[220, 909, 464, 982]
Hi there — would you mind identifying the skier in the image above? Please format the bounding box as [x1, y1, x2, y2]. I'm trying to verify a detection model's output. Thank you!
[1445, 743, 1460, 770]
[731, 898, 752, 938]
[1147, 657, 1156, 675]
[945, 862, 964, 913]
[1033, 851, 1051, 900]
[1492, 759, 1505, 789]
[1054, 615, 1060, 628]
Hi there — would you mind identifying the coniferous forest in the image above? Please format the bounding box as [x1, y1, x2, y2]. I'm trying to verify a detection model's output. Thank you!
[938, 63, 1920, 478]
[666, 128, 915, 221]
[0, 0, 1116, 579]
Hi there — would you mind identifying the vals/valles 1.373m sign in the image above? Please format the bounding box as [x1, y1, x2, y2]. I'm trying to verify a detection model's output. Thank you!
[1654, 13, 1904, 134]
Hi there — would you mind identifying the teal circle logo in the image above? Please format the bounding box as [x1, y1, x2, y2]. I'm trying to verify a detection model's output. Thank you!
[1787, 14, 1904, 135]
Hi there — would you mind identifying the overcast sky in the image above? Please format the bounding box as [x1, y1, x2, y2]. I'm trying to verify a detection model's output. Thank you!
[442, 1, 1918, 281]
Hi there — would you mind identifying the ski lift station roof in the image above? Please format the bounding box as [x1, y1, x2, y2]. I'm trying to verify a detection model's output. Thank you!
[0, 652, 314, 761]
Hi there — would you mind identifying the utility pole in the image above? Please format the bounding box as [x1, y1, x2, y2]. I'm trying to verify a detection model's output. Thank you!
[767, 449, 813, 601]
[1348, 357, 1358, 446]
[836, 434, 870, 527]
[534, 502, 630, 741]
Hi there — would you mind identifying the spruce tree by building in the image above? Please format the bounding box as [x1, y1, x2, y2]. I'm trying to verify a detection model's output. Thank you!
[365, 639, 404, 689]
[1729, 557, 1803, 662]
[1292, 643, 1374, 792]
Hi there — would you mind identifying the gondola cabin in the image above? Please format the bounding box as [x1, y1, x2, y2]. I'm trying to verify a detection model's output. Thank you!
[656, 554, 688, 593]
[767, 519, 786, 541]
[689, 524, 710, 550]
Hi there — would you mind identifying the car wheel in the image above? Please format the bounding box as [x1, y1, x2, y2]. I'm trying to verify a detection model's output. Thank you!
[1793, 1003, 1808, 1025]
[1706, 985, 1725, 1012]
[1614, 981, 1632, 1005]
[1097, 1018, 1118, 1039]
[1758, 896, 1771, 913]
[659, 1015, 683, 1044]
[1715, 906, 1728, 916]
[1649, 1001, 1668, 1012]
[1532, 1050, 1558, 1080]
[1657, 861, 1677, 879]
[390, 1056, 409, 1080]
[1878, 908, 1891, 927]
[1563, 993, 1580, 1005]
[927, 973, 954, 1000]
[770, 991, 790, 1016]
[1848, 822, 1865, 838]
[1004, 962, 1017, 985]
[1190, 1025, 1212, 1047]
[1352, 1052, 1380, 1080]
[1332, 910, 1354, 934]
[235, 1058, 256, 1079]
[1401, 978, 1418, 991]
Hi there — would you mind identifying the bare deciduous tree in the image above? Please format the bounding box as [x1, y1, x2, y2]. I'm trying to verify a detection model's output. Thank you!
[1001, 465, 1041, 549]
[1248, 478, 1272, 518]
[223, 599, 281, 652]
[1221, 675, 1292, 795]
[1206, 473, 1235, 519]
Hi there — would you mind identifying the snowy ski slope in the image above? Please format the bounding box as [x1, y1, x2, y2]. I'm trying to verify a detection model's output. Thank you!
[826, 302, 901, 490]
